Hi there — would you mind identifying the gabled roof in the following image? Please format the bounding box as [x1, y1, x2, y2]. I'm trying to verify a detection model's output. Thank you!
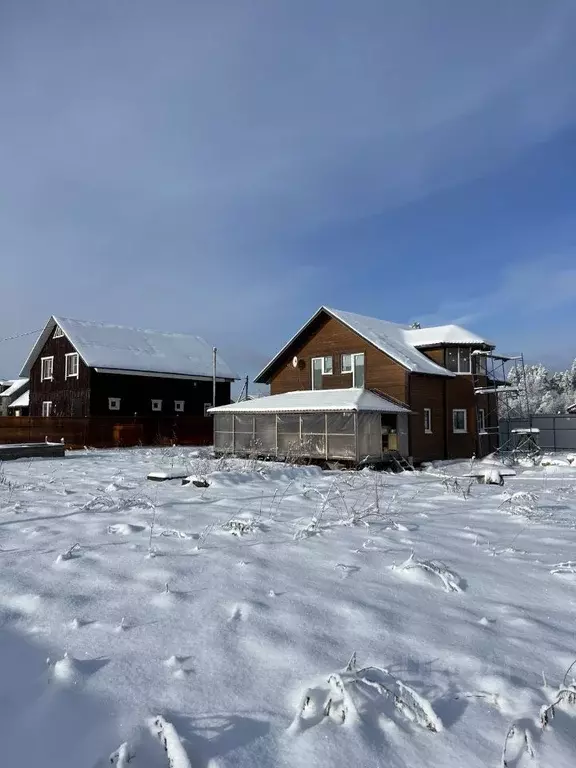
[325, 308, 454, 376]
[256, 306, 493, 383]
[20, 317, 237, 381]
[0, 378, 28, 398]
[209, 388, 411, 414]
[8, 390, 29, 409]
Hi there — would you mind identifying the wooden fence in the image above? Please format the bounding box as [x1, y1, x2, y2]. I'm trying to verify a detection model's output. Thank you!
[0, 416, 213, 449]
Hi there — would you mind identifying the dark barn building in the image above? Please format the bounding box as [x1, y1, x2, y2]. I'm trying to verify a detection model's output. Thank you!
[21, 316, 236, 420]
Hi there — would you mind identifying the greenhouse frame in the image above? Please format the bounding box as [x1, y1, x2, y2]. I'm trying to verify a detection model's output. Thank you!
[209, 389, 410, 464]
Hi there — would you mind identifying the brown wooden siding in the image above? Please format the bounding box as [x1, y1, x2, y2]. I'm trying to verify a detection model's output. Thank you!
[268, 314, 408, 403]
[90, 373, 230, 417]
[29, 332, 91, 417]
[408, 374, 446, 462]
[263, 312, 497, 462]
[420, 347, 445, 365]
[29, 326, 232, 419]
[0, 416, 214, 448]
[445, 375, 479, 458]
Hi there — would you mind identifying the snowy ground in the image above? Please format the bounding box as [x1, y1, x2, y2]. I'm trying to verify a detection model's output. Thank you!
[2, 448, 576, 767]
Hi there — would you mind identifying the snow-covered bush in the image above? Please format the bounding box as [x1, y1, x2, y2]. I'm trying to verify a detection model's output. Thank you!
[289, 653, 442, 734]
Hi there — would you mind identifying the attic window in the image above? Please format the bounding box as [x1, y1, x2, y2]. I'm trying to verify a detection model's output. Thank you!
[108, 398, 121, 411]
[151, 399, 162, 412]
[174, 400, 185, 412]
[446, 347, 471, 374]
[53, 326, 64, 339]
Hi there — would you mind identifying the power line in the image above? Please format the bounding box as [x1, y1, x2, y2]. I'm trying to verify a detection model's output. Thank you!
[0, 329, 42, 344]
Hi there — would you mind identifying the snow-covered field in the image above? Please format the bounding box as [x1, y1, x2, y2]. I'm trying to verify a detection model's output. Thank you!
[2, 448, 576, 767]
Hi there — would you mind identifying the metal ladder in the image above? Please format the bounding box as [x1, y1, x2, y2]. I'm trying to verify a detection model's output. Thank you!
[389, 451, 414, 472]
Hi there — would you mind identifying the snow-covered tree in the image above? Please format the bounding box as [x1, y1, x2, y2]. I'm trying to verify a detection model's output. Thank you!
[505, 359, 576, 416]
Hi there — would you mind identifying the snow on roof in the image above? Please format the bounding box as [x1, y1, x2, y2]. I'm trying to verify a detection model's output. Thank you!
[324, 308, 455, 376]
[209, 388, 411, 414]
[8, 390, 29, 409]
[20, 317, 237, 380]
[0, 378, 28, 398]
[404, 324, 492, 348]
[255, 306, 494, 383]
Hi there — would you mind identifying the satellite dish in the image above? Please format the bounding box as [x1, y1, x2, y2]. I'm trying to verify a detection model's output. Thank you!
[292, 356, 299, 368]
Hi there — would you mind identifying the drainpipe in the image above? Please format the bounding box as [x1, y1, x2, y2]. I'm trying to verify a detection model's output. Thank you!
[212, 347, 217, 407]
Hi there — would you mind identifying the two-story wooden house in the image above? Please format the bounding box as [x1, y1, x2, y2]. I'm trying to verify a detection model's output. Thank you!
[211, 306, 500, 465]
[20, 316, 236, 419]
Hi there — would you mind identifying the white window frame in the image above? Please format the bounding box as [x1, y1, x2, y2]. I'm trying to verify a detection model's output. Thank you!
[53, 326, 64, 338]
[311, 356, 333, 389]
[65, 352, 79, 379]
[175, 400, 185, 412]
[41, 401, 52, 417]
[477, 408, 486, 433]
[41, 356, 54, 382]
[341, 353, 353, 374]
[452, 409, 468, 434]
[424, 408, 432, 434]
[204, 402, 212, 416]
[108, 398, 121, 411]
[151, 399, 162, 412]
[351, 352, 365, 388]
[446, 347, 472, 375]
[311, 356, 333, 375]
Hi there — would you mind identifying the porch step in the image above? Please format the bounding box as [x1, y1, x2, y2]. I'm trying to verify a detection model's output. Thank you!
[389, 451, 414, 472]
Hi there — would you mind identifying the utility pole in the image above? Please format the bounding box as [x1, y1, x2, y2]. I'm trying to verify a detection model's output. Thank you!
[212, 347, 217, 408]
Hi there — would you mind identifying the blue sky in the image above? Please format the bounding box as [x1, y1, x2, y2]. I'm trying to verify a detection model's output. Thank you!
[1, 0, 576, 385]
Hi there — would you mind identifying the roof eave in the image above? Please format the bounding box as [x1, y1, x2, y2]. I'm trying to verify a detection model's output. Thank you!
[414, 341, 495, 350]
[94, 367, 236, 382]
[253, 306, 328, 383]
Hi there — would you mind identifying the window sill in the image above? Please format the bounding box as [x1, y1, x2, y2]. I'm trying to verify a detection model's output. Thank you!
[453, 430, 468, 434]
[424, 430, 433, 435]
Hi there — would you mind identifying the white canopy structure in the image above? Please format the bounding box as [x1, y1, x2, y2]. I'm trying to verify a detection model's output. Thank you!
[209, 389, 410, 463]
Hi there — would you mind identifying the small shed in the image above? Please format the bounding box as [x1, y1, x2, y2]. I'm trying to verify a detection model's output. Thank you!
[7, 389, 30, 417]
[208, 388, 410, 463]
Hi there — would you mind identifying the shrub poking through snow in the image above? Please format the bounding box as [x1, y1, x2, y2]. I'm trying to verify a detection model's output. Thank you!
[540, 683, 576, 728]
[108, 742, 134, 766]
[550, 561, 576, 575]
[394, 553, 464, 592]
[222, 517, 257, 536]
[56, 542, 81, 562]
[149, 715, 192, 768]
[195, 523, 214, 550]
[500, 491, 540, 520]
[501, 722, 536, 767]
[293, 516, 321, 540]
[289, 653, 442, 735]
[441, 476, 474, 499]
[501, 676, 576, 766]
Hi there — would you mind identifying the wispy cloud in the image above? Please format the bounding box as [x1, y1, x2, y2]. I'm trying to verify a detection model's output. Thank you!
[1, 1, 576, 375]
[417, 255, 576, 365]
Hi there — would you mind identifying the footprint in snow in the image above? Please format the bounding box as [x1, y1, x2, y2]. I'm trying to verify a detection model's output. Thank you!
[228, 603, 250, 622]
[335, 564, 360, 578]
[107, 523, 146, 535]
